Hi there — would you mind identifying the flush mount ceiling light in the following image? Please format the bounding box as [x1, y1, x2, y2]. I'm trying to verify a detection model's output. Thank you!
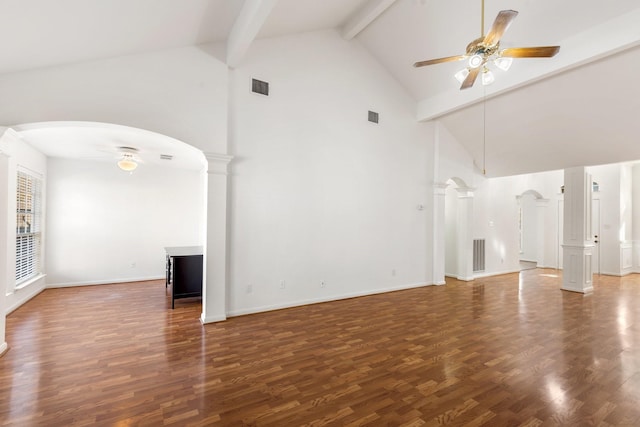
[414, 0, 560, 89]
[116, 147, 139, 172]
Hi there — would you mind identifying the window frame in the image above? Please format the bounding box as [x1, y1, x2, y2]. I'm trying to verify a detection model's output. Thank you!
[15, 169, 43, 286]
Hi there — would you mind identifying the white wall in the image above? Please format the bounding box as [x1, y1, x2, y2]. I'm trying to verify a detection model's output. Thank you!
[436, 123, 475, 186]
[0, 129, 48, 314]
[620, 164, 633, 274]
[520, 193, 538, 262]
[45, 158, 205, 286]
[472, 177, 521, 276]
[444, 184, 458, 277]
[0, 45, 229, 154]
[470, 170, 565, 276]
[227, 29, 431, 315]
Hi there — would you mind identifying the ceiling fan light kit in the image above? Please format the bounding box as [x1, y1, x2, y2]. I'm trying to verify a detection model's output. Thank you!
[481, 68, 495, 86]
[413, 1, 560, 90]
[116, 147, 140, 172]
[117, 154, 138, 172]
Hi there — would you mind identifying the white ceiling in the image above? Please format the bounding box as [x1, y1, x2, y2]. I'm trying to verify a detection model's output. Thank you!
[16, 122, 207, 172]
[3, 0, 640, 176]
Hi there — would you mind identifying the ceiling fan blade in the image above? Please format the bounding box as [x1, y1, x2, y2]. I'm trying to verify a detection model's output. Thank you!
[483, 10, 518, 47]
[460, 66, 481, 90]
[500, 46, 561, 58]
[414, 55, 466, 67]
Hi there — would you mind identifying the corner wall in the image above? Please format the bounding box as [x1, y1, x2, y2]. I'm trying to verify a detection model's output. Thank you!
[227, 29, 432, 315]
[0, 129, 48, 314]
[45, 158, 205, 287]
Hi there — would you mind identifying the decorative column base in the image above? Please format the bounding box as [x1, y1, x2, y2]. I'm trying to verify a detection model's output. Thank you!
[561, 244, 594, 293]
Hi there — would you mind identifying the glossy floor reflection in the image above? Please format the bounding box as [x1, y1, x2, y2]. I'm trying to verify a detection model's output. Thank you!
[2, 271, 640, 425]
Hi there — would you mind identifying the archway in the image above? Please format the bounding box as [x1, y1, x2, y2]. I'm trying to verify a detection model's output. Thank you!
[1, 121, 208, 355]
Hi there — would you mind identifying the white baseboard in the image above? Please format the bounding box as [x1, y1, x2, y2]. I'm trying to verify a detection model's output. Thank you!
[200, 314, 227, 324]
[47, 276, 164, 288]
[6, 280, 47, 315]
[561, 285, 593, 294]
[473, 269, 520, 279]
[227, 282, 432, 318]
[0, 342, 7, 357]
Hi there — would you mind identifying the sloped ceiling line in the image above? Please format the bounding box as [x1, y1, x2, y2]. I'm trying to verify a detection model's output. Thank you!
[226, 0, 278, 68]
[341, 0, 398, 40]
[416, 7, 640, 122]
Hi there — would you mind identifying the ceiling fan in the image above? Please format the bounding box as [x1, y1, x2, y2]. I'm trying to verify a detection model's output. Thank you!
[413, 0, 560, 90]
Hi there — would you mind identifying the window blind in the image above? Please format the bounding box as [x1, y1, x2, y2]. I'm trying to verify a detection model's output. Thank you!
[16, 170, 42, 284]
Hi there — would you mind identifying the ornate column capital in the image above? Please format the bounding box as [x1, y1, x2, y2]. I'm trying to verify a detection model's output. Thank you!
[433, 182, 449, 196]
[455, 186, 475, 198]
[204, 152, 233, 175]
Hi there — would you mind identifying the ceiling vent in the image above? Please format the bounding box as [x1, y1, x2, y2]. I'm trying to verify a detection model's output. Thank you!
[160, 154, 173, 160]
[368, 110, 379, 124]
[252, 78, 269, 96]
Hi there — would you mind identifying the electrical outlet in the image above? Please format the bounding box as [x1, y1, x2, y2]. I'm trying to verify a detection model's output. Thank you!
[246, 284, 253, 293]
[392, 269, 396, 276]
[280, 280, 286, 289]
[320, 281, 326, 288]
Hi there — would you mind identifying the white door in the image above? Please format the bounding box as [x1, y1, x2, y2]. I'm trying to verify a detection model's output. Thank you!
[592, 198, 600, 275]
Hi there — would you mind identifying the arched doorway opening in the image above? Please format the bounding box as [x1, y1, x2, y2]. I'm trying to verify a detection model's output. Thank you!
[1, 121, 207, 348]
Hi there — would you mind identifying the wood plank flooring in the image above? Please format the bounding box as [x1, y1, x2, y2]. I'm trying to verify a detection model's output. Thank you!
[3, 271, 640, 425]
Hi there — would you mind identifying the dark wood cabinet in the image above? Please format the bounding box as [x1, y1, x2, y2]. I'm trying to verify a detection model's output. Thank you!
[165, 246, 203, 309]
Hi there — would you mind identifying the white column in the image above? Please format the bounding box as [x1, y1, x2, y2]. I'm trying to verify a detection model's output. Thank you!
[562, 167, 594, 293]
[432, 182, 448, 285]
[0, 152, 8, 356]
[456, 187, 474, 281]
[201, 153, 233, 324]
[536, 199, 549, 267]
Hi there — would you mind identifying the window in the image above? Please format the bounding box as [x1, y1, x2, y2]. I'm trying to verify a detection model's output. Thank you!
[16, 170, 42, 284]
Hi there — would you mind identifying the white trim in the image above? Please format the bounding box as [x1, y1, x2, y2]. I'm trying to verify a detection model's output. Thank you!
[46, 276, 164, 288]
[341, 0, 397, 40]
[562, 284, 593, 294]
[473, 269, 521, 279]
[0, 342, 7, 357]
[6, 284, 46, 315]
[200, 314, 227, 324]
[15, 273, 46, 291]
[226, 282, 433, 318]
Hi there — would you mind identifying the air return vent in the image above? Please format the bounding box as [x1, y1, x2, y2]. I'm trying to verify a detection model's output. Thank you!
[160, 154, 173, 161]
[473, 239, 485, 272]
[368, 110, 379, 124]
[252, 78, 269, 96]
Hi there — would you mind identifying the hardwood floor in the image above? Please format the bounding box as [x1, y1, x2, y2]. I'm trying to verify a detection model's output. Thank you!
[2, 271, 640, 426]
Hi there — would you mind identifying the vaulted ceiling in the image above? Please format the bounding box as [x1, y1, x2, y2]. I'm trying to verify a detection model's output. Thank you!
[3, 0, 640, 177]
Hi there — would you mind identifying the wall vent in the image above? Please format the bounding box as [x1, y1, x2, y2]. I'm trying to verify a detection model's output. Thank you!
[473, 239, 486, 272]
[368, 110, 379, 124]
[252, 78, 269, 96]
[160, 154, 173, 160]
